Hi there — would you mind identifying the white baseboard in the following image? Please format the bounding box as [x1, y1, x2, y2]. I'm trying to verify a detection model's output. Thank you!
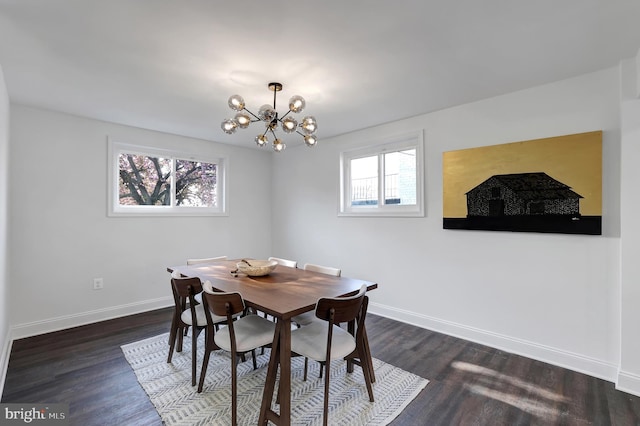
[369, 302, 620, 385]
[617, 370, 640, 397]
[0, 327, 12, 398]
[9, 296, 173, 340]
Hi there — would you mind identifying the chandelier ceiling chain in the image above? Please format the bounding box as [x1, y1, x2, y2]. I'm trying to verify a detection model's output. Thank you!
[221, 82, 318, 152]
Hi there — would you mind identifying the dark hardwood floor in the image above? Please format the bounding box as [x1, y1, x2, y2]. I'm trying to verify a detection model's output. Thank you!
[2, 309, 640, 425]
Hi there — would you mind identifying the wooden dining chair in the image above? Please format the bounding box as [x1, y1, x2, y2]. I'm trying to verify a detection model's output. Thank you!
[197, 281, 276, 426]
[268, 256, 298, 268]
[168, 276, 227, 386]
[290, 284, 374, 426]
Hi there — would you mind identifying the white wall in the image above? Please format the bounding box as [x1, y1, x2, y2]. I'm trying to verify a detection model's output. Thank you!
[272, 67, 625, 385]
[618, 55, 640, 394]
[8, 106, 273, 337]
[0, 66, 10, 392]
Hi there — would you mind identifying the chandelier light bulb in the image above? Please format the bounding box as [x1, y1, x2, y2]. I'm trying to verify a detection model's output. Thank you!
[273, 139, 286, 152]
[255, 134, 269, 147]
[304, 134, 318, 147]
[234, 112, 251, 129]
[221, 118, 238, 134]
[300, 116, 317, 134]
[258, 104, 276, 122]
[228, 95, 245, 111]
[281, 116, 298, 133]
[288, 95, 306, 113]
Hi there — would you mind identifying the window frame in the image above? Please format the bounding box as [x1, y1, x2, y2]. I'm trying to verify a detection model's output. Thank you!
[108, 139, 227, 217]
[339, 131, 424, 217]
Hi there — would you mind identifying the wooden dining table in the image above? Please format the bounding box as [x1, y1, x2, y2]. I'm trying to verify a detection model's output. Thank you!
[167, 259, 377, 426]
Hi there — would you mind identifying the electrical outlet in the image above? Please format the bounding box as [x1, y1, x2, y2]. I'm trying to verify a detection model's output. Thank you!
[93, 278, 104, 290]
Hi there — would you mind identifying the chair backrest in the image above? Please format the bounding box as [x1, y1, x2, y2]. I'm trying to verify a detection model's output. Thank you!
[268, 257, 297, 268]
[315, 284, 367, 324]
[186, 256, 228, 265]
[303, 263, 341, 277]
[171, 276, 203, 300]
[171, 277, 204, 325]
[201, 281, 245, 319]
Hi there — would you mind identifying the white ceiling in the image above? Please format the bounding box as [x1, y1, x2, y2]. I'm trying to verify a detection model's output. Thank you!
[1, 1, 640, 149]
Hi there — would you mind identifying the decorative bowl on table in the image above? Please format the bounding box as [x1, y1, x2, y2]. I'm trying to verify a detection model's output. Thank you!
[236, 259, 278, 277]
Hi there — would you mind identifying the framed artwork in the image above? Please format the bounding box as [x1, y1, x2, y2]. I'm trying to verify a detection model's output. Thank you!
[442, 131, 602, 235]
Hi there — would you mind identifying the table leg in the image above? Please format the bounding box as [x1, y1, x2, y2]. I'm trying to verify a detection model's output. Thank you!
[258, 318, 292, 426]
[279, 318, 291, 425]
[259, 320, 280, 425]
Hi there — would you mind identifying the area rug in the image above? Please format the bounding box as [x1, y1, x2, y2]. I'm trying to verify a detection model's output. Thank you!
[122, 332, 428, 426]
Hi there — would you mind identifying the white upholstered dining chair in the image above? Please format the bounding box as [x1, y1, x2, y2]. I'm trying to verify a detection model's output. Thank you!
[292, 263, 342, 328]
[167, 276, 228, 387]
[302, 262, 341, 277]
[268, 256, 298, 268]
[186, 255, 228, 265]
[197, 281, 276, 426]
[186, 256, 227, 303]
[290, 284, 374, 426]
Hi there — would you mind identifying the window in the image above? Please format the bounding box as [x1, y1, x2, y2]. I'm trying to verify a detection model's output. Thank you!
[340, 131, 424, 217]
[108, 140, 226, 216]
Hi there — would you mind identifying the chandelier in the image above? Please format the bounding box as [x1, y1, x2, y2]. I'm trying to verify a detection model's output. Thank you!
[221, 82, 318, 152]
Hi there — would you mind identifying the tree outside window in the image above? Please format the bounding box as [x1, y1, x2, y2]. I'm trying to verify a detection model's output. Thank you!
[109, 141, 226, 216]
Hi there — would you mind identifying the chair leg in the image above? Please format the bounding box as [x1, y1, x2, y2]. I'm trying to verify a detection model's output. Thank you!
[168, 315, 177, 346]
[357, 346, 375, 402]
[197, 345, 212, 393]
[251, 349, 258, 370]
[231, 350, 238, 426]
[177, 326, 184, 353]
[322, 359, 331, 426]
[191, 327, 198, 386]
[167, 326, 178, 363]
[303, 357, 309, 381]
[362, 325, 376, 383]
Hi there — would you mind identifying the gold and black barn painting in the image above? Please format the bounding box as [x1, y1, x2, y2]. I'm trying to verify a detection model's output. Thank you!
[442, 131, 602, 235]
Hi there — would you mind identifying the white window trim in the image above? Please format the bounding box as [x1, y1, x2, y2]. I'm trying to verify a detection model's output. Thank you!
[107, 139, 228, 217]
[339, 130, 425, 217]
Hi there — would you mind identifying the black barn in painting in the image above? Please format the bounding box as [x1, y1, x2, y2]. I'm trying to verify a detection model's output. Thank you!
[466, 172, 582, 218]
[443, 172, 602, 235]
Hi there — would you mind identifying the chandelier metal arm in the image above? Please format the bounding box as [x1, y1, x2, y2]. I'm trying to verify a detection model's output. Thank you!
[242, 108, 262, 121]
[279, 110, 291, 121]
